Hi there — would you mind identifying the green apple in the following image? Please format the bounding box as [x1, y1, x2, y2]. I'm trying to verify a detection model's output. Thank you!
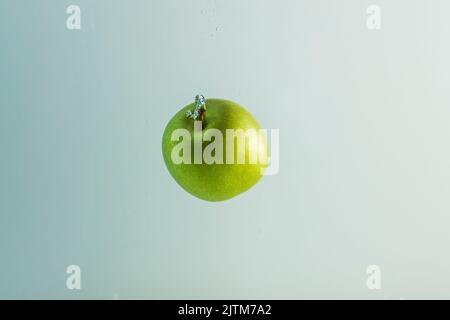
[162, 96, 268, 201]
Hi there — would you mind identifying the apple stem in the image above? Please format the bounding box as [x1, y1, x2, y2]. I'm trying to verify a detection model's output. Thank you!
[186, 94, 206, 122]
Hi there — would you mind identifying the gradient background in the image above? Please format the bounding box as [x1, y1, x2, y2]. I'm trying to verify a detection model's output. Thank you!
[1, 0, 450, 299]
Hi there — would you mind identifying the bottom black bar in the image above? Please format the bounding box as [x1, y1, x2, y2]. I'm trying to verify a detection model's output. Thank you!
[0, 300, 445, 318]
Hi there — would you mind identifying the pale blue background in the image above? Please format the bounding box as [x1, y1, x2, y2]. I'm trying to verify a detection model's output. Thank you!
[1, 0, 450, 299]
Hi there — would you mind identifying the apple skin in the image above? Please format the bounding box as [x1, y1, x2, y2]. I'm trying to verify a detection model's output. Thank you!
[162, 98, 267, 202]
